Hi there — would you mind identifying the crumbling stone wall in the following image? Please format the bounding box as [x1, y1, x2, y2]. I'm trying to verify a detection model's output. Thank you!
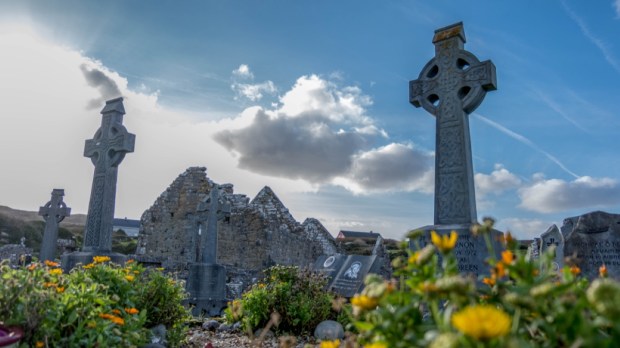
[136, 167, 338, 279]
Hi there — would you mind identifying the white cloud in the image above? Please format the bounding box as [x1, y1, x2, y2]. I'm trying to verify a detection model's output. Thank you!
[0, 27, 312, 219]
[518, 176, 620, 213]
[231, 81, 277, 101]
[498, 218, 553, 240]
[614, 0, 620, 18]
[475, 164, 521, 197]
[215, 75, 434, 193]
[232, 64, 254, 79]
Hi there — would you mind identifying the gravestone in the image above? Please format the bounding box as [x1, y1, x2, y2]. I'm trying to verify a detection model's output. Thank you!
[62, 97, 135, 271]
[313, 254, 348, 287]
[39, 189, 71, 261]
[540, 225, 564, 272]
[564, 211, 620, 279]
[328, 255, 383, 297]
[526, 237, 541, 261]
[408, 22, 502, 278]
[186, 185, 231, 316]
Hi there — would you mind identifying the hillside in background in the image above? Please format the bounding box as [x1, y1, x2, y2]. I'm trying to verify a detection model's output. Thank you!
[0, 205, 136, 256]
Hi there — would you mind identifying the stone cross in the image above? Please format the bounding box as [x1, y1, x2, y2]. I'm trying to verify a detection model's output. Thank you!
[410, 22, 496, 225]
[82, 97, 135, 252]
[197, 185, 231, 264]
[38, 189, 71, 261]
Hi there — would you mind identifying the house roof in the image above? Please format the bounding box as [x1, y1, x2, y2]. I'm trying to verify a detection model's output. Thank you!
[338, 230, 381, 239]
[112, 218, 140, 228]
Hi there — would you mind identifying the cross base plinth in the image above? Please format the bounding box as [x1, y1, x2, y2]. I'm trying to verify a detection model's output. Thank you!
[185, 263, 228, 317]
[408, 224, 504, 279]
[61, 251, 127, 273]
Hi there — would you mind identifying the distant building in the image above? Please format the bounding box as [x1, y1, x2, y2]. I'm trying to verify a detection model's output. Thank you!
[336, 230, 381, 242]
[112, 218, 140, 237]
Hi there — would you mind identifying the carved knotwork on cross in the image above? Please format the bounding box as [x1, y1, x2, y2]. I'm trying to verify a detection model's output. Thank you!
[409, 22, 496, 225]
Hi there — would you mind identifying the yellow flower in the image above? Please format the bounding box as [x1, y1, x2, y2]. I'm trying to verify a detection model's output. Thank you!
[570, 265, 581, 276]
[43, 282, 57, 288]
[93, 256, 111, 264]
[49, 268, 63, 275]
[125, 275, 135, 282]
[431, 230, 458, 253]
[600, 264, 608, 278]
[56, 286, 65, 293]
[494, 262, 506, 278]
[320, 339, 340, 348]
[125, 307, 139, 315]
[408, 252, 420, 264]
[126, 259, 135, 264]
[27, 263, 37, 271]
[44, 260, 60, 267]
[112, 309, 121, 315]
[501, 250, 514, 264]
[365, 343, 387, 348]
[350, 294, 378, 310]
[452, 305, 511, 340]
[83, 263, 95, 269]
[35, 341, 44, 348]
[109, 316, 125, 325]
[482, 277, 496, 287]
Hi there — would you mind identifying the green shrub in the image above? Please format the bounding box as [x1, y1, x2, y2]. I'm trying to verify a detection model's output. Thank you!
[226, 265, 335, 335]
[0, 258, 191, 347]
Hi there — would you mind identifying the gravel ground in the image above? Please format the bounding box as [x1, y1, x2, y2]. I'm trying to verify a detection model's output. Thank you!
[182, 326, 319, 348]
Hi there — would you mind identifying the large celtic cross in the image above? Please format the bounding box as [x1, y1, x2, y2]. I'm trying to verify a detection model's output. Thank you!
[39, 189, 71, 261]
[410, 22, 496, 225]
[82, 97, 135, 251]
[197, 185, 231, 264]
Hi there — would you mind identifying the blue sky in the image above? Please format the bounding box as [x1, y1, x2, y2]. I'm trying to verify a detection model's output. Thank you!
[0, 0, 619, 240]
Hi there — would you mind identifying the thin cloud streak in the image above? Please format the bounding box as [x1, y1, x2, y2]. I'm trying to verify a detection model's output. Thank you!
[532, 88, 590, 133]
[472, 113, 579, 179]
[561, 0, 620, 74]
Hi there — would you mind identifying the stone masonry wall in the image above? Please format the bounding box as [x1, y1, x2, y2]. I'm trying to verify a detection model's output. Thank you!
[136, 167, 339, 281]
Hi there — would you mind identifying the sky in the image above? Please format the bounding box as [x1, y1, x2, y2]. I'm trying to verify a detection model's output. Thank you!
[0, 0, 619, 241]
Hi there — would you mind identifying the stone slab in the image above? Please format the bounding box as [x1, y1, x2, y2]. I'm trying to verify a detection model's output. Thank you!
[408, 224, 503, 278]
[540, 224, 563, 272]
[61, 251, 127, 273]
[185, 263, 227, 316]
[312, 254, 347, 287]
[329, 255, 382, 297]
[564, 211, 620, 279]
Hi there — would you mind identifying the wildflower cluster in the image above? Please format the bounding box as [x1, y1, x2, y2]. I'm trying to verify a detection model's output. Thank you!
[349, 220, 620, 348]
[0, 257, 190, 347]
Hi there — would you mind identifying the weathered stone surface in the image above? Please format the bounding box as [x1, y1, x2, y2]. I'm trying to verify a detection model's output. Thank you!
[564, 211, 620, 279]
[409, 22, 496, 226]
[526, 237, 541, 261]
[137, 167, 338, 292]
[39, 189, 71, 261]
[63, 98, 134, 271]
[409, 225, 503, 278]
[408, 22, 500, 278]
[0, 244, 32, 266]
[540, 224, 564, 272]
[314, 320, 344, 340]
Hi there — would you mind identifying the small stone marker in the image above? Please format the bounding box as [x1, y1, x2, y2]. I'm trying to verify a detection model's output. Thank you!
[408, 22, 502, 278]
[564, 211, 620, 279]
[314, 320, 345, 340]
[186, 185, 231, 316]
[38, 189, 71, 261]
[62, 97, 135, 271]
[526, 237, 541, 261]
[328, 255, 382, 297]
[540, 225, 564, 271]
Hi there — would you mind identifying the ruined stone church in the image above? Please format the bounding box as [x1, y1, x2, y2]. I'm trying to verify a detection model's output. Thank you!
[135, 167, 337, 281]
